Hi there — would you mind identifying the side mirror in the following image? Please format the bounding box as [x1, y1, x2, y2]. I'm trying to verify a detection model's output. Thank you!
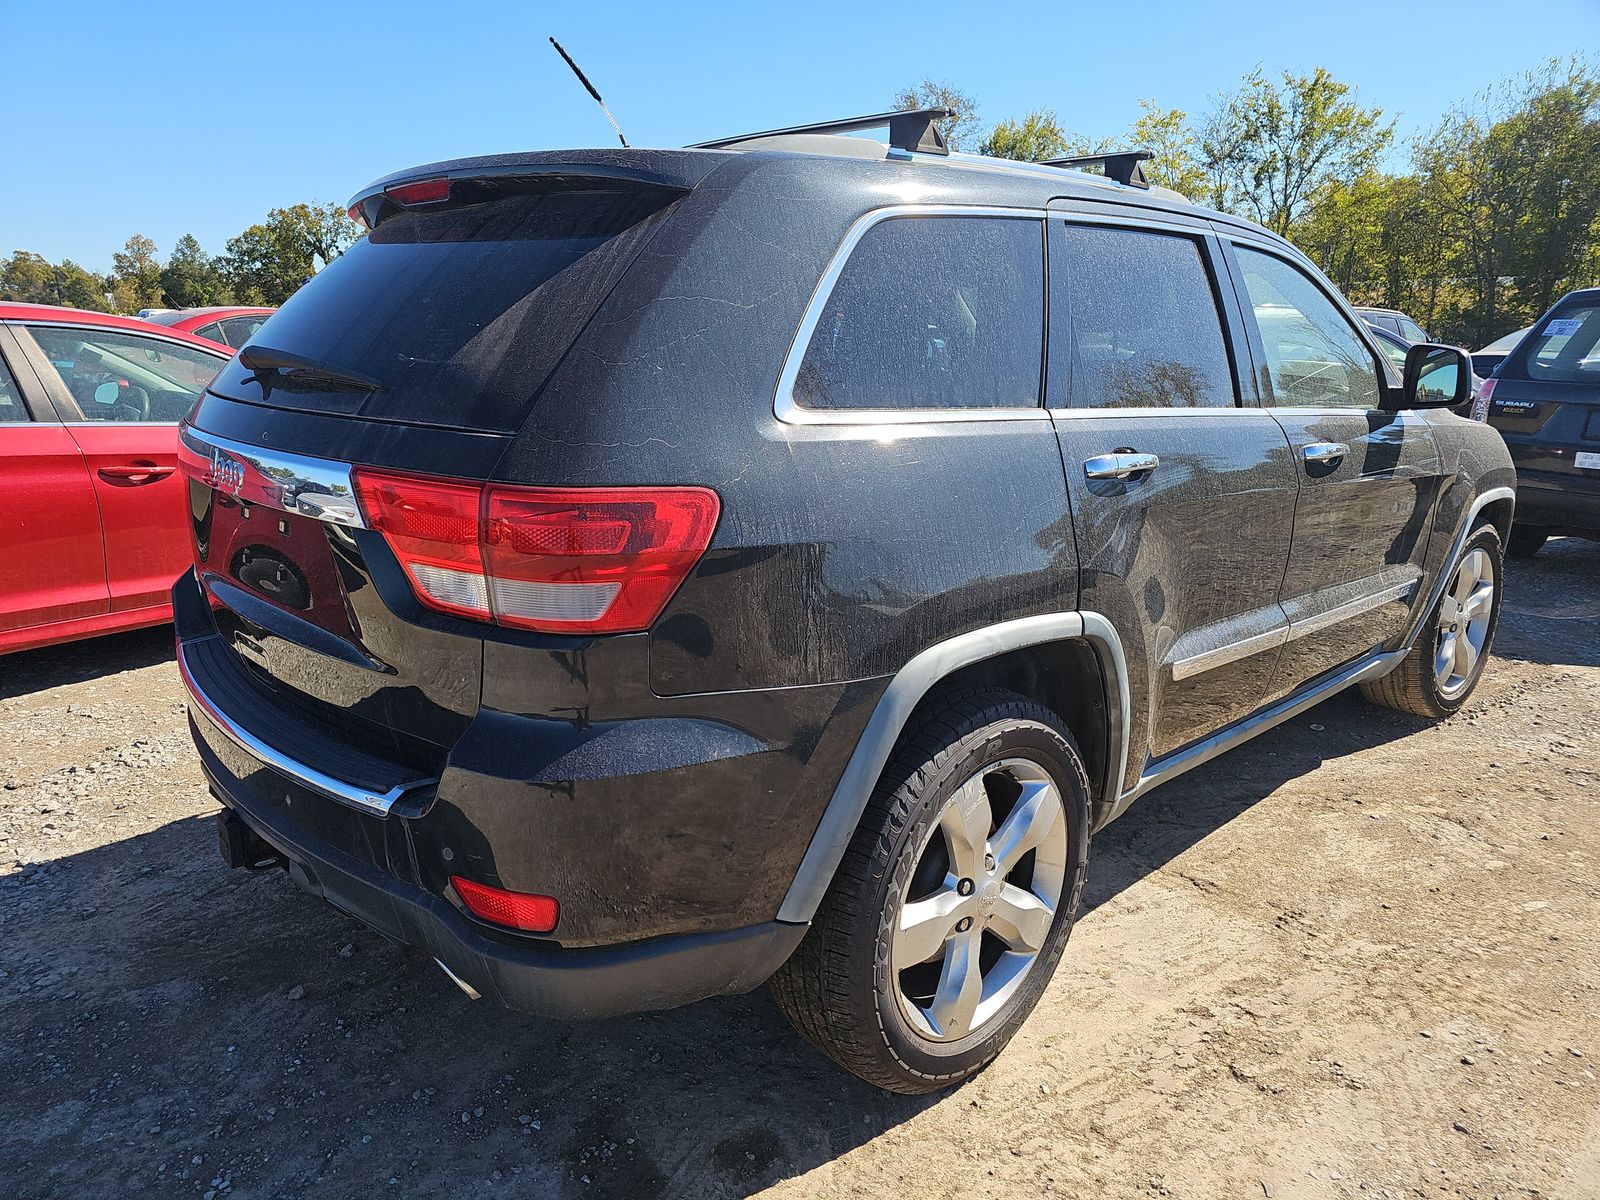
[92, 381, 120, 406]
[1402, 343, 1471, 409]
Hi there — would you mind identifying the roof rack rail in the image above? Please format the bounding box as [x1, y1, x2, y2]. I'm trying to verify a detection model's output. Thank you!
[690, 107, 954, 156]
[1039, 149, 1153, 189]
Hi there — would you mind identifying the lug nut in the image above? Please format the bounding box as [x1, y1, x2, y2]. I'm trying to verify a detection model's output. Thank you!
[956, 917, 973, 933]
[983, 852, 996, 872]
[957, 878, 974, 896]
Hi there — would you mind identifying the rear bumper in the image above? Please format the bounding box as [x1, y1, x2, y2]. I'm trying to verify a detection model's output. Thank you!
[190, 703, 805, 1018]
[1513, 466, 1600, 532]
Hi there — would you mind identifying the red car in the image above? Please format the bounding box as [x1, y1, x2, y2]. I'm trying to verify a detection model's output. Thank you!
[1, 303, 233, 654]
[140, 306, 275, 349]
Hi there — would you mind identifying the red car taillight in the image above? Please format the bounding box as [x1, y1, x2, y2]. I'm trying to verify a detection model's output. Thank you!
[352, 469, 720, 635]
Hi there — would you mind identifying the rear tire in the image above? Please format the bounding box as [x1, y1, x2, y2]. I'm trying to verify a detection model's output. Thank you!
[1507, 526, 1549, 559]
[1360, 524, 1503, 719]
[769, 688, 1091, 1094]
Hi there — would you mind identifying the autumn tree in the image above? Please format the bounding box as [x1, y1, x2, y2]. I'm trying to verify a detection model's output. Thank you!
[223, 203, 362, 305]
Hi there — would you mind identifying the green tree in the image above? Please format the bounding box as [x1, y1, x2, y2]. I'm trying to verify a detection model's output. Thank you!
[981, 109, 1071, 161]
[110, 234, 164, 313]
[223, 202, 362, 305]
[893, 80, 982, 151]
[0, 251, 109, 309]
[0, 251, 54, 302]
[1203, 67, 1393, 235]
[1128, 101, 1207, 196]
[161, 234, 233, 308]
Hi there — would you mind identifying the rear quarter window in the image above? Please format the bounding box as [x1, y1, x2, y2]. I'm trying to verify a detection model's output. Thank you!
[792, 215, 1045, 412]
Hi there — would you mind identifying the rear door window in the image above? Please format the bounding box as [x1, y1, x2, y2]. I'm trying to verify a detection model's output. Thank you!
[27, 326, 225, 422]
[205, 186, 680, 432]
[1050, 223, 1236, 409]
[219, 315, 269, 347]
[792, 215, 1044, 412]
[1504, 303, 1600, 383]
[0, 355, 30, 422]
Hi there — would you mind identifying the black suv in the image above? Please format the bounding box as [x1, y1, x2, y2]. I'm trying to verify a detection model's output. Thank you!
[1482, 288, 1600, 557]
[176, 111, 1513, 1093]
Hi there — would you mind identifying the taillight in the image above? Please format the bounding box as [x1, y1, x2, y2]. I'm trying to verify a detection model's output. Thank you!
[352, 470, 719, 635]
[1473, 377, 1495, 422]
[451, 876, 559, 933]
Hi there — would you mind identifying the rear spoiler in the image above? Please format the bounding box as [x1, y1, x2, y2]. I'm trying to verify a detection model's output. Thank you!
[346, 152, 713, 230]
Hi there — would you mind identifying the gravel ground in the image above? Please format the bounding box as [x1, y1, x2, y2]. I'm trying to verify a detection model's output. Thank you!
[2, 539, 1597, 1200]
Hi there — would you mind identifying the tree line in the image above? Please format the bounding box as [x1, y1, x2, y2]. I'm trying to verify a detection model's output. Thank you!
[0, 202, 362, 313]
[898, 57, 1600, 347]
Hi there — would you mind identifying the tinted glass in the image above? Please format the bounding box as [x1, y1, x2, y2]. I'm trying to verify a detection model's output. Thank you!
[191, 322, 224, 344]
[1052, 224, 1234, 409]
[0, 356, 28, 422]
[1397, 317, 1427, 342]
[205, 186, 678, 432]
[1504, 303, 1600, 383]
[794, 216, 1044, 411]
[28, 326, 224, 422]
[219, 315, 269, 347]
[1237, 248, 1382, 410]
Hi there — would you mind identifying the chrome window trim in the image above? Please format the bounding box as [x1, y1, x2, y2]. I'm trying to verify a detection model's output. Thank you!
[178, 425, 365, 529]
[774, 204, 1251, 426]
[178, 638, 426, 819]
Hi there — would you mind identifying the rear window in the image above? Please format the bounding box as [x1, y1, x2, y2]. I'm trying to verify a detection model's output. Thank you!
[1505, 303, 1600, 384]
[206, 185, 678, 432]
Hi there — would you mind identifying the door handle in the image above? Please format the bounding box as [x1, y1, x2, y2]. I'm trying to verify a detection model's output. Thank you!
[97, 463, 176, 485]
[1302, 442, 1348, 466]
[1084, 452, 1160, 481]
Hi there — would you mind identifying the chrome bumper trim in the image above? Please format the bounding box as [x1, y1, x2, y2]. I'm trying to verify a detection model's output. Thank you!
[178, 638, 426, 819]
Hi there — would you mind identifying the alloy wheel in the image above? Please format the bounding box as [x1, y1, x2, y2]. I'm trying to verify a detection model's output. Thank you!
[1435, 547, 1495, 698]
[891, 757, 1068, 1042]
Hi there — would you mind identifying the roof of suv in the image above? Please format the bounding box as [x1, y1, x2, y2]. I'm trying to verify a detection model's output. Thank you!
[348, 139, 1298, 257]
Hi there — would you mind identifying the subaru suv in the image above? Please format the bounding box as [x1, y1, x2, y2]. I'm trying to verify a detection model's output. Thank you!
[1481, 288, 1600, 557]
[176, 109, 1514, 1093]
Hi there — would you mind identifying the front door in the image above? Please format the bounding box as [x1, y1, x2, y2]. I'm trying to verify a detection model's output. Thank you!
[21, 323, 226, 612]
[0, 331, 108, 636]
[1046, 218, 1303, 789]
[1224, 242, 1445, 699]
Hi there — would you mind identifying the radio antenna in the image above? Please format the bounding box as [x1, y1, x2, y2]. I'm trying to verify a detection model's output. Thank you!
[548, 37, 629, 148]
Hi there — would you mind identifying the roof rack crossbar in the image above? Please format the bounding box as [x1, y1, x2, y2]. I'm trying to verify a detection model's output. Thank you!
[691, 107, 954, 156]
[1039, 149, 1154, 189]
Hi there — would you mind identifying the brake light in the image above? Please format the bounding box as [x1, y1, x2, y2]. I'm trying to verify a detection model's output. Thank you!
[384, 177, 451, 206]
[451, 876, 559, 933]
[352, 470, 719, 635]
[1473, 377, 1495, 422]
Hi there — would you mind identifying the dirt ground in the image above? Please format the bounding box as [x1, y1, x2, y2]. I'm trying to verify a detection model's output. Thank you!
[2, 541, 1597, 1200]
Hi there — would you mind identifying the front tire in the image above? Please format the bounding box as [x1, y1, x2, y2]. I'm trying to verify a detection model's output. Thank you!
[769, 689, 1091, 1094]
[1360, 523, 1504, 719]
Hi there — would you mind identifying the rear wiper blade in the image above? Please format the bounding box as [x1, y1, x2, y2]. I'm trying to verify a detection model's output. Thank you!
[238, 345, 386, 393]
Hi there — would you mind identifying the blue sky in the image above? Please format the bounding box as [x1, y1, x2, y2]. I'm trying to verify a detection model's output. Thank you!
[3, 0, 1594, 272]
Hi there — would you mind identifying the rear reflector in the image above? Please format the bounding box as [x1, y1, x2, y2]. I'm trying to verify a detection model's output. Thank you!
[1473, 377, 1495, 422]
[451, 876, 559, 933]
[352, 470, 719, 635]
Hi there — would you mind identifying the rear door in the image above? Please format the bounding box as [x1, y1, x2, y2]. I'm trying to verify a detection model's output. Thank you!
[1046, 216, 1301, 783]
[1224, 241, 1444, 698]
[0, 327, 108, 636]
[20, 323, 227, 613]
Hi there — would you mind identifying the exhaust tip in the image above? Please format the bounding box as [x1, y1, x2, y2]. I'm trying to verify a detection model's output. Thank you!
[434, 958, 482, 1001]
